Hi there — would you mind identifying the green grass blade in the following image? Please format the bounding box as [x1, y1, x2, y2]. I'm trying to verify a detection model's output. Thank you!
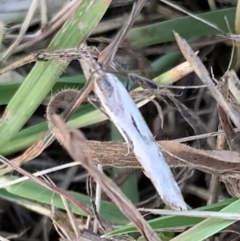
[126, 8, 235, 48]
[0, 176, 128, 224]
[0, 105, 107, 155]
[0, 75, 85, 105]
[171, 199, 240, 241]
[103, 198, 236, 237]
[0, 0, 112, 148]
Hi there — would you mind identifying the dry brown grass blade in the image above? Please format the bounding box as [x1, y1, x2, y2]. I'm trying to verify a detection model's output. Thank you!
[4, 134, 240, 180]
[207, 123, 227, 205]
[207, 79, 230, 204]
[227, 70, 240, 104]
[176, 127, 240, 143]
[17, 196, 80, 240]
[216, 71, 240, 199]
[217, 76, 240, 151]
[4, 131, 240, 199]
[98, 0, 147, 67]
[1, 0, 38, 61]
[11, 0, 83, 54]
[82, 140, 240, 176]
[174, 32, 240, 130]
[0, 154, 113, 232]
[0, 53, 41, 75]
[51, 114, 161, 241]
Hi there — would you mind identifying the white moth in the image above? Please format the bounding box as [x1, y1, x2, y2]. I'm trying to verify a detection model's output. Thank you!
[77, 0, 187, 210]
[93, 70, 187, 210]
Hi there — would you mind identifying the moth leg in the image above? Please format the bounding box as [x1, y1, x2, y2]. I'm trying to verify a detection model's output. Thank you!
[128, 73, 158, 89]
[125, 72, 145, 92]
[120, 130, 133, 156]
[125, 77, 133, 92]
[88, 94, 108, 115]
